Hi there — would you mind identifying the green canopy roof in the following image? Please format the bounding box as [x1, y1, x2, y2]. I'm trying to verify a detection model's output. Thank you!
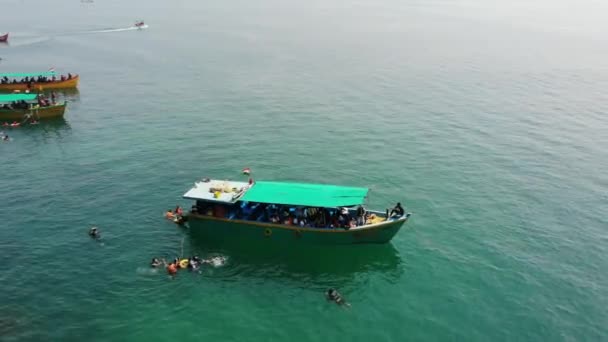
[240, 181, 368, 207]
[0, 93, 38, 102]
[0, 71, 56, 79]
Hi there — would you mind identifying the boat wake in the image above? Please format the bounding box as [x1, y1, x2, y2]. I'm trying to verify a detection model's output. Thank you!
[87, 25, 148, 34]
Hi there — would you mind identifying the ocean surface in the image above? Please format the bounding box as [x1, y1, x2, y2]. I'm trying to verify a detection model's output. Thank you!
[1, 0, 607, 340]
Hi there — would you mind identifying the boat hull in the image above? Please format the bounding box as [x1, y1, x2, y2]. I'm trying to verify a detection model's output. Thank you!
[0, 103, 67, 121]
[185, 213, 409, 245]
[0, 75, 79, 91]
[0, 33, 7, 42]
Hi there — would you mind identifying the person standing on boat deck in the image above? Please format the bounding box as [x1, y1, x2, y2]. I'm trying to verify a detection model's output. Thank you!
[389, 202, 405, 218]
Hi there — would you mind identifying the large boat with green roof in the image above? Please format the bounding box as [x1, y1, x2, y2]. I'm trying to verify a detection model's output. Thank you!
[0, 71, 79, 92]
[182, 178, 411, 244]
[0, 93, 67, 121]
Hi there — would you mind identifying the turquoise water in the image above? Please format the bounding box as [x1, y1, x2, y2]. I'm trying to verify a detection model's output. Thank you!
[1, 0, 608, 340]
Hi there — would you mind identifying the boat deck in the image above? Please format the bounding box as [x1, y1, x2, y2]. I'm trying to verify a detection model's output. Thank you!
[183, 179, 250, 204]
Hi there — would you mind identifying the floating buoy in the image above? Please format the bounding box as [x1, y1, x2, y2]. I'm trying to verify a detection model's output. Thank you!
[179, 259, 189, 269]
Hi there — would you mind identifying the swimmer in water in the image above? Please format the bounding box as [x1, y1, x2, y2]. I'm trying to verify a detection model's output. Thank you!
[89, 227, 100, 240]
[2, 134, 8, 141]
[188, 257, 200, 271]
[326, 288, 350, 307]
[150, 258, 163, 268]
[166, 262, 178, 276]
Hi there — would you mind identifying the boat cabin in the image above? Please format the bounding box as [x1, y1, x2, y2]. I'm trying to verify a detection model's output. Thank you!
[184, 179, 400, 230]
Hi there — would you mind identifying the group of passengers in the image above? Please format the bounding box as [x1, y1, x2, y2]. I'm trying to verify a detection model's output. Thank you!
[0, 93, 57, 110]
[192, 201, 406, 230]
[0, 74, 73, 86]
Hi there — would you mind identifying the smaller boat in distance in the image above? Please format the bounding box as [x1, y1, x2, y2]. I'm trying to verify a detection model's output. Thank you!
[0, 93, 67, 121]
[134, 21, 145, 29]
[0, 33, 8, 43]
[0, 71, 79, 91]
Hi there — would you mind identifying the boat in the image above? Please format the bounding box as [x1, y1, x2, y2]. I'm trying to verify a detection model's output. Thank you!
[0, 93, 67, 121]
[0, 71, 79, 92]
[182, 179, 411, 245]
[134, 21, 145, 29]
[0, 33, 8, 42]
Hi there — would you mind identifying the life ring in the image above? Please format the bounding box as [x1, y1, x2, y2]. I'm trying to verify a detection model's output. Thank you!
[294, 230, 302, 239]
[179, 259, 189, 268]
[264, 228, 272, 237]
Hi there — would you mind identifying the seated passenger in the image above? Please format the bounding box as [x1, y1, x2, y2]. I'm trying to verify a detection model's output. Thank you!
[389, 202, 405, 218]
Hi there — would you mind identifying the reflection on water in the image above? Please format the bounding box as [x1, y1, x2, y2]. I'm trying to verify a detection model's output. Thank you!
[186, 228, 404, 288]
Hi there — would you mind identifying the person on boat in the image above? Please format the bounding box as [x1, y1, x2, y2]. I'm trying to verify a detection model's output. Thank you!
[150, 258, 163, 268]
[356, 205, 367, 226]
[389, 202, 405, 218]
[89, 227, 100, 240]
[326, 288, 350, 307]
[67, 73, 72, 80]
[51, 92, 57, 104]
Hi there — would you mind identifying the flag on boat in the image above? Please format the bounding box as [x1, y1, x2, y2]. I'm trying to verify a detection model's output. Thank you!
[242, 167, 251, 175]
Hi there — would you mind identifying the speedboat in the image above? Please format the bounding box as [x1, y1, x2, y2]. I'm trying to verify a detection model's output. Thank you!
[0, 33, 8, 43]
[134, 21, 145, 29]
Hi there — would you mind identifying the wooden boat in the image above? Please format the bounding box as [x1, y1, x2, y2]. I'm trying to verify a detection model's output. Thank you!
[0, 71, 79, 91]
[182, 179, 411, 245]
[0, 93, 67, 121]
[0, 33, 8, 42]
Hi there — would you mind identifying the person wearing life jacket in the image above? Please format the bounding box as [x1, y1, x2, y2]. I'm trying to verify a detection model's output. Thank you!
[166, 262, 178, 276]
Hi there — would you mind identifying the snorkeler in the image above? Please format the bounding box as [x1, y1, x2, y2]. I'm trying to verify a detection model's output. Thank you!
[89, 227, 100, 240]
[326, 288, 350, 307]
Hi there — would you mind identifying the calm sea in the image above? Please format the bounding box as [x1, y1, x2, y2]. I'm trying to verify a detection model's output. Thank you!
[1, 0, 607, 340]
